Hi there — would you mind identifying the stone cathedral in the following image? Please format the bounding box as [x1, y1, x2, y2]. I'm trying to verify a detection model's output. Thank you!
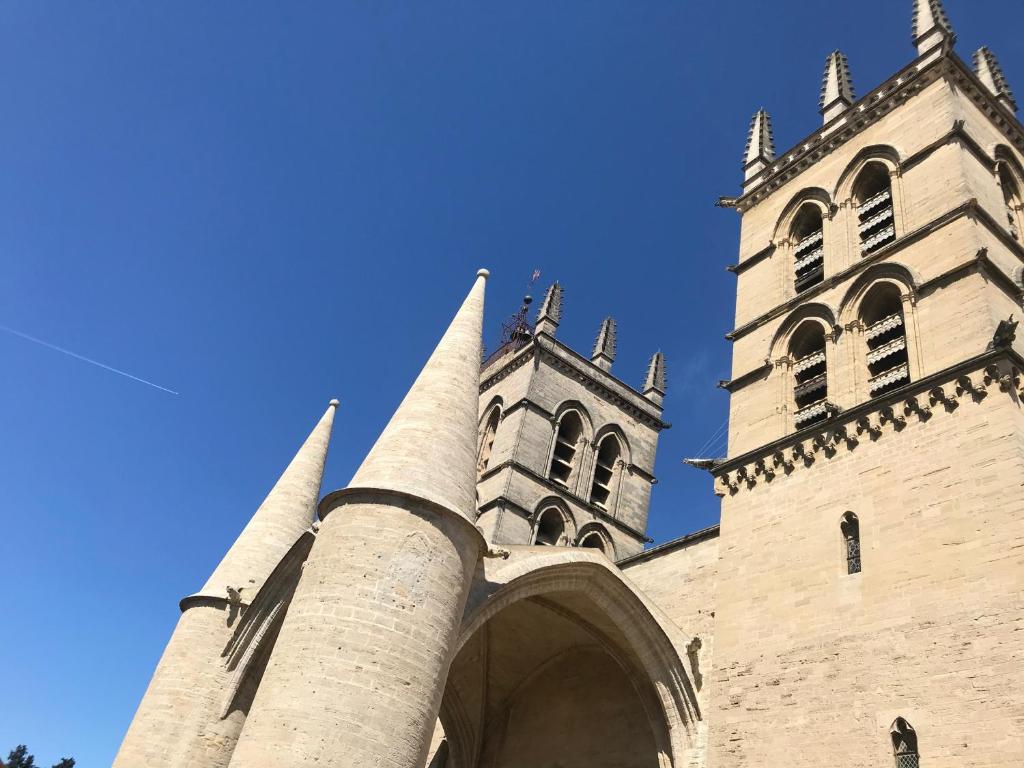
[116, 3, 1024, 767]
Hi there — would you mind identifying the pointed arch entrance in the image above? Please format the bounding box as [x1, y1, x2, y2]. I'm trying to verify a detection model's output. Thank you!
[430, 549, 699, 768]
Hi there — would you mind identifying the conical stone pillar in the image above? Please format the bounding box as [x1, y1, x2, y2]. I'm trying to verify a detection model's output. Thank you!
[114, 401, 338, 768]
[227, 271, 489, 768]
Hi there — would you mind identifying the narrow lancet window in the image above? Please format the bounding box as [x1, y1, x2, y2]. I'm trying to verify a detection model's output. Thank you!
[477, 406, 500, 478]
[549, 412, 583, 487]
[792, 205, 825, 293]
[861, 284, 911, 397]
[890, 717, 920, 768]
[998, 163, 1022, 241]
[590, 435, 621, 510]
[534, 507, 565, 546]
[791, 323, 829, 429]
[856, 163, 896, 254]
[841, 512, 861, 575]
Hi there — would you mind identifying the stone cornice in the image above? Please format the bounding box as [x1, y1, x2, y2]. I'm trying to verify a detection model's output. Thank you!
[616, 524, 721, 567]
[478, 459, 652, 542]
[500, 397, 555, 421]
[710, 348, 1024, 496]
[726, 198, 1024, 343]
[733, 50, 1024, 213]
[718, 361, 773, 393]
[479, 334, 669, 431]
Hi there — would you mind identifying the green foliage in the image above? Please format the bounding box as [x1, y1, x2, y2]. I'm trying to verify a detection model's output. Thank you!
[4, 745, 75, 768]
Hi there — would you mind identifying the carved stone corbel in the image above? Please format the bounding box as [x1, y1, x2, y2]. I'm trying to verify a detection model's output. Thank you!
[903, 395, 932, 421]
[772, 450, 794, 474]
[754, 458, 775, 482]
[856, 415, 882, 440]
[928, 386, 958, 412]
[983, 363, 1017, 393]
[811, 433, 836, 458]
[792, 442, 814, 466]
[955, 374, 986, 402]
[833, 424, 858, 450]
[879, 406, 906, 431]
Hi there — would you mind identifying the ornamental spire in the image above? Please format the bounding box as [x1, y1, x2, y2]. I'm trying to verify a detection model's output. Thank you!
[974, 47, 1017, 113]
[591, 316, 617, 372]
[912, 0, 955, 57]
[197, 399, 338, 602]
[349, 270, 488, 520]
[820, 51, 855, 123]
[743, 109, 775, 183]
[643, 351, 667, 407]
[535, 281, 563, 336]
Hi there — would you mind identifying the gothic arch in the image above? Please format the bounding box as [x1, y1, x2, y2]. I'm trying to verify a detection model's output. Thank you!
[772, 187, 834, 244]
[840, 266, 923, 400]
[478, 395, 504, 426]
[445, 551, 700, 768]
[532, 497, 577, 546]
[551, 400, 595, 438]
[770, 303, 837, 361]
[576, 522, 615, 558]
[833, 145, 903, 202]
[592, 423, 633, 466]
[837, 263, 920, 325]
[547, 402, 595, 492]
[994, 145, 1024, 241]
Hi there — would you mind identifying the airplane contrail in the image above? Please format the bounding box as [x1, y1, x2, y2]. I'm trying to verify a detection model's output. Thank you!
[0, 324, 180, 396]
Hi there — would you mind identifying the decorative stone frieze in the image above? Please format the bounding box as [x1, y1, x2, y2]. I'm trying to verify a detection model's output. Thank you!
[712, 352, 1022, 496]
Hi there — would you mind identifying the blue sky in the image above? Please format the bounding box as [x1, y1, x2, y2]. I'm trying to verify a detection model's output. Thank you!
[1, 1, 1020, 764]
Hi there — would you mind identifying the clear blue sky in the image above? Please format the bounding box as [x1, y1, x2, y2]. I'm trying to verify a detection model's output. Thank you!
[1, 1, 1020, 764]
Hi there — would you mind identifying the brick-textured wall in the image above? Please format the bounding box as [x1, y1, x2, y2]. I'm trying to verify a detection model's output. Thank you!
[113, 602, 241, 768]
[710, 388, 1024, 768]
[226, 493, 481, 768]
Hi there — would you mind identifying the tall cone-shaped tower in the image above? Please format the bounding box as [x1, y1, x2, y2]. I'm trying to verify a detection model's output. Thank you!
[114, 401, 338, 768]
[228, 271, 489, 768]
[200, 399, 338, 601]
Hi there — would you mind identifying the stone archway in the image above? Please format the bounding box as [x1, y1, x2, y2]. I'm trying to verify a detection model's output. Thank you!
[430, 548, 699, 768]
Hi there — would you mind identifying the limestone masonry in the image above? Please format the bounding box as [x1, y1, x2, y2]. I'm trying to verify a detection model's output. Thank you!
[115, 3, 1023, 766]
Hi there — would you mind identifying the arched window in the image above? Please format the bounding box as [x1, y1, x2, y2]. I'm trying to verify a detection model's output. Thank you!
[549, 411, 583, 487]
[840, 512, 861, 575]
[890, 717, 919, 768]
[477, 406, 501, 477]
[589, 434, 622, 510]
[861, 283, 910, 397]
[534, 507, 566, 546]
[577, 525, 611, 556]
[855, 163, 896, 254]
[998, 162, 1022, 241]
[790, 322, 829, 428]
[792, 204, 825, 293]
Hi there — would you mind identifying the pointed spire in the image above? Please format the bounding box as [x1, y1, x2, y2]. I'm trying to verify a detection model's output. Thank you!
[535, 282, 563, 337]
[913, 0, 955, 57]
[197, 400, 338, 602]
[350, 270, 488, 520]
[974, 47, 1017, 113]
[591, 317, 617, 372]
[820, 51, 855, 123]
[743, 109, 775, 183]
[643, 351, 667, 407]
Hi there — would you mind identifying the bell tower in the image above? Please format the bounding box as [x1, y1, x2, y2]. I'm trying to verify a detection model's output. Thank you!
[475, 282, 668, 560]
[705, 2, 1024, 766]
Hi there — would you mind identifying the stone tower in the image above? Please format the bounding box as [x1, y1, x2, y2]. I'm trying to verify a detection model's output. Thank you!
[475, 283, 669, 559]
[113, 401, 338, 768]
[707, 2, 1024, 766]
